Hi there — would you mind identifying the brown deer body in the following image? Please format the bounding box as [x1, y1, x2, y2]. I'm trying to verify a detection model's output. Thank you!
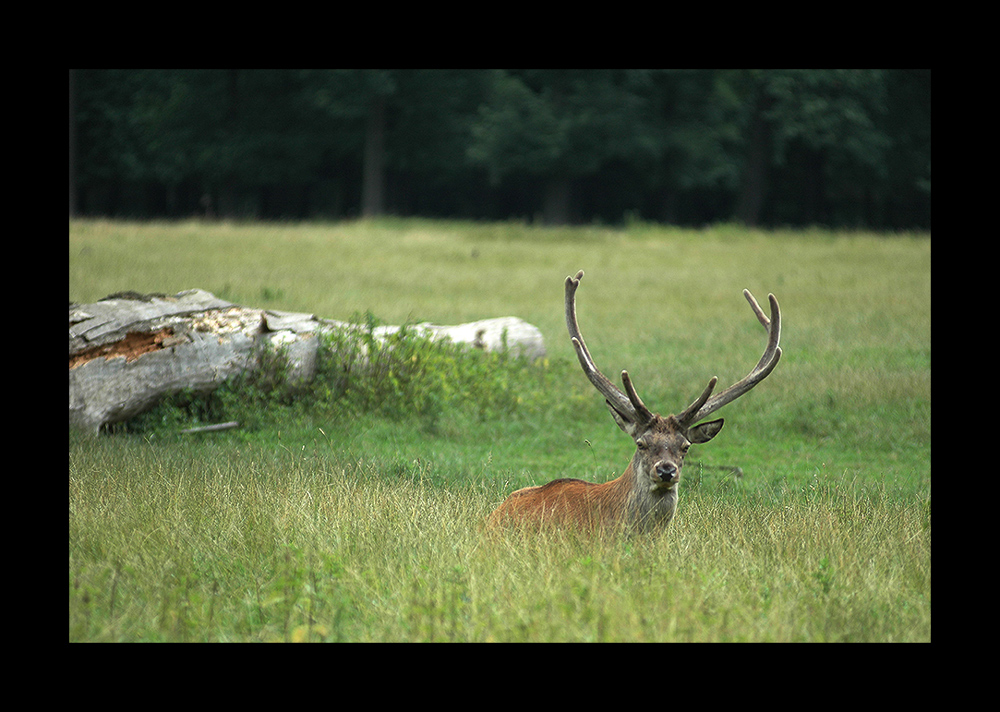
[488, 270, 781, 533]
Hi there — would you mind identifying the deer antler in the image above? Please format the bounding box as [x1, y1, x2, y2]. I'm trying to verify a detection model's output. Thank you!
[676, 289, 782, 427]
[565, 270, 654, 428]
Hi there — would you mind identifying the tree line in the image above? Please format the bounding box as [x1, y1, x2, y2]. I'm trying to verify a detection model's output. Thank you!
[69, 69, 930, 230]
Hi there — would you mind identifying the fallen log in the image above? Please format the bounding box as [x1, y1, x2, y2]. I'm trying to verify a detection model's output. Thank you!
[69, 289, 546, 435]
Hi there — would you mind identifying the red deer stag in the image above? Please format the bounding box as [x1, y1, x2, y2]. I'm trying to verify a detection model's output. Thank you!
[488, 270, 781, 533]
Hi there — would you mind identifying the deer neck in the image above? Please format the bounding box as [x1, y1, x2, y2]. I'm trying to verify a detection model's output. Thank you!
[619, 453, 679, 531]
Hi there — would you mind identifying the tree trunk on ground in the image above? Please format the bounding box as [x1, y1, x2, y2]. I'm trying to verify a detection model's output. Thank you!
[69, 289, 546, 435]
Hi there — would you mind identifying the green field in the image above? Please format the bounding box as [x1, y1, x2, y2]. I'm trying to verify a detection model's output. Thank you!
[69, 219, 930, 642]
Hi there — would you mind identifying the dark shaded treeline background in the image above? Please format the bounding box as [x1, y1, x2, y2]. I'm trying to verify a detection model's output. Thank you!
[69, 69, 930, 230]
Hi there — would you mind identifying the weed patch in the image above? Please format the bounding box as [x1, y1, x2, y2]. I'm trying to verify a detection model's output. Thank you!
[115, 311, 570, 441]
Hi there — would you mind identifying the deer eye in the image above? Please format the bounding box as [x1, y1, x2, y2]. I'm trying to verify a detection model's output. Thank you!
[635, 437, 648, 449]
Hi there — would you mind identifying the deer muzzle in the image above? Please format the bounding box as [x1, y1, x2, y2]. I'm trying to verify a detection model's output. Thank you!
[655, 462, 680, 487]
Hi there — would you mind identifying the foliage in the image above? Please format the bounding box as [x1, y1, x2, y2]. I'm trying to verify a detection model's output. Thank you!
[71, 69, 930, 229]
[468, 69, 659, 182]
[317, 314, 561, 425]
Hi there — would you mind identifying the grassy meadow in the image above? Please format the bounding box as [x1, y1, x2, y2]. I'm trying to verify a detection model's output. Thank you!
[69, 218, 931, 642]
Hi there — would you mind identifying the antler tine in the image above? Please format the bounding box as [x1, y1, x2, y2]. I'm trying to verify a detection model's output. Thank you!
[566, 271, 651, 425]
[676, 376, 719, 424]
[677, 289, 782, 427]
[743, 289, 781, 372]
[620, 369, 655, 423]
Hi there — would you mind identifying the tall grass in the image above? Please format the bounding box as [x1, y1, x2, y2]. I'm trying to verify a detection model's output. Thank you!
[70, 438, 929, 642]
[68, 218, 930, 641]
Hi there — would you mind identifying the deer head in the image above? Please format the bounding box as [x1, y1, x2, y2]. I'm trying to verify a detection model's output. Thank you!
[566, 266, 781, 475]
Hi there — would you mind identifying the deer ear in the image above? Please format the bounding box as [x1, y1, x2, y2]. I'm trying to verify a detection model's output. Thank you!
[688, 418, 724, 444]
[605, 400, 637, 435]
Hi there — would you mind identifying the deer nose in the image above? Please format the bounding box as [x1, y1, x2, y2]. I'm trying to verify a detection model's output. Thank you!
[656, 462, 678, 482]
